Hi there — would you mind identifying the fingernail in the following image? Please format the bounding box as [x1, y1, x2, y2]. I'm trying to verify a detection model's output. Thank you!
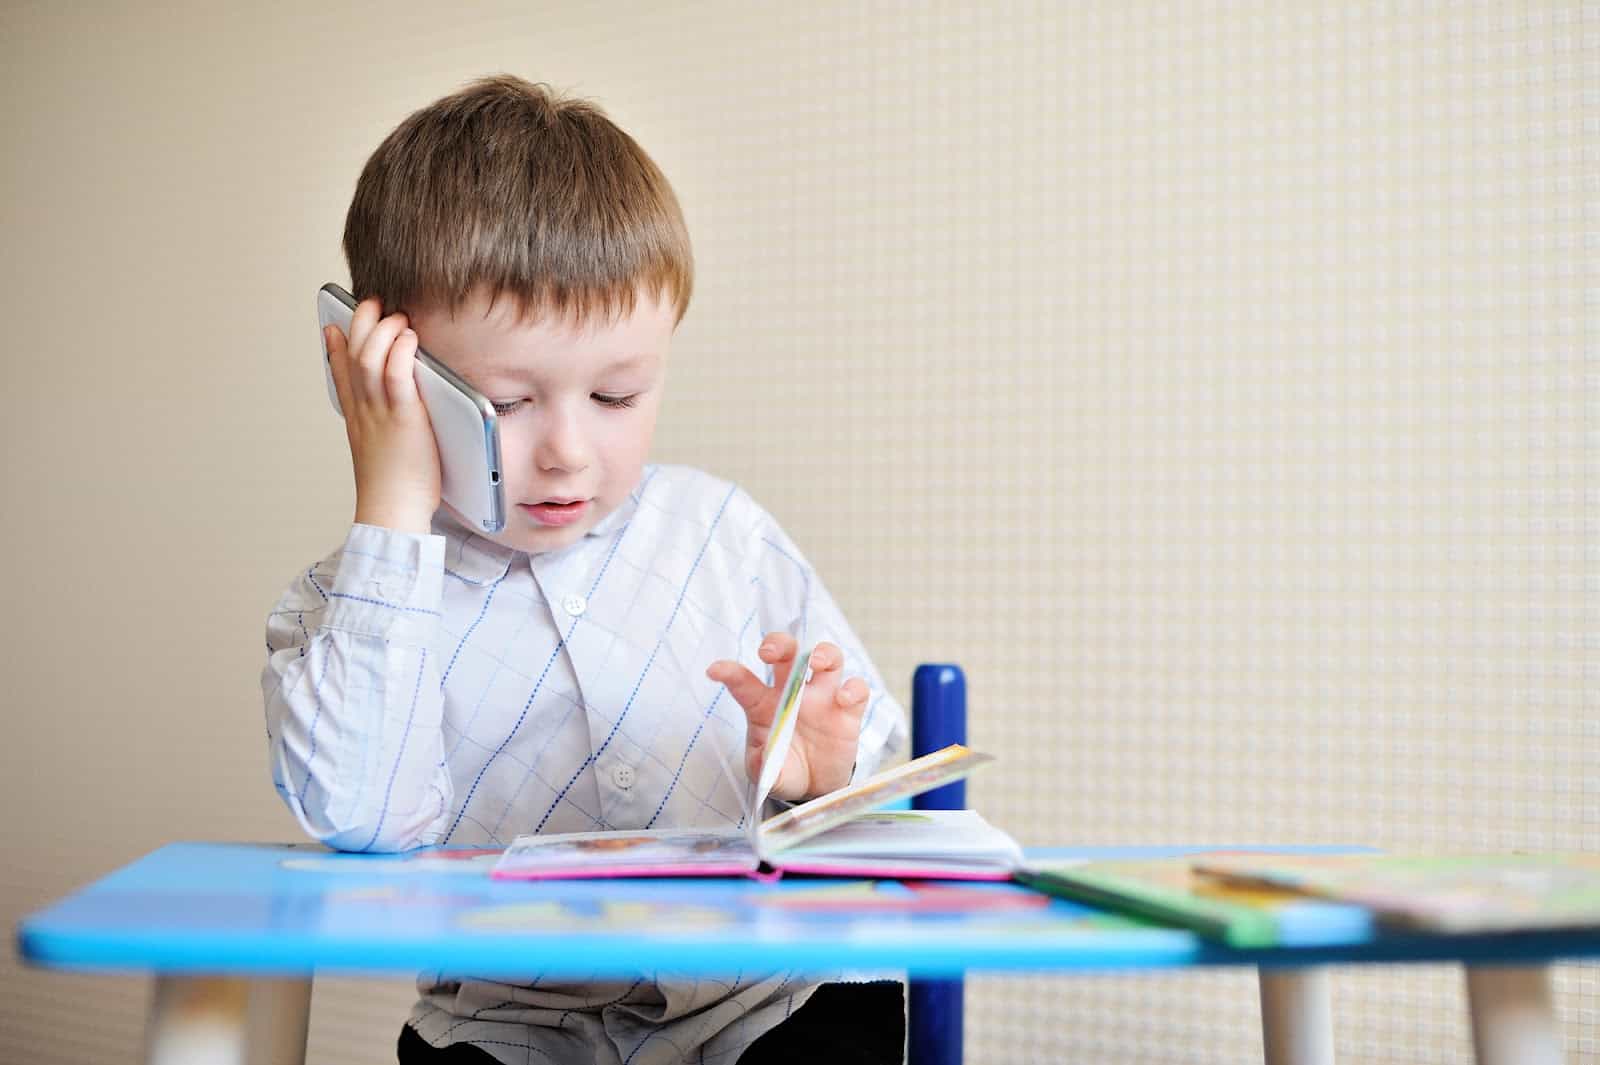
[759, 641, 776, 654]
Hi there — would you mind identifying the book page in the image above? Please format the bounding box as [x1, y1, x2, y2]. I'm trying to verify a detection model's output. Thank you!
[776, 809, 1023, 865]
[746, 642, 815, 835]
[757, 744, 994, 856]
[491, 829, 758, 880]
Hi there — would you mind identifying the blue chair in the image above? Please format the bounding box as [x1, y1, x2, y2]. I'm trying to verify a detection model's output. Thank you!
[907, 663, 967, 1065]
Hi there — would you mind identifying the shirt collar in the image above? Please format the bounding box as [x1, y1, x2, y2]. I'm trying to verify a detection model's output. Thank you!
[431, 475, 646, 586]
[585, 484, 641, 541]
[431, 512, 517, 585]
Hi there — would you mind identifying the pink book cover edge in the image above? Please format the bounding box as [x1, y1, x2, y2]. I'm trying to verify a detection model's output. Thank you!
[772, 859, 1013, 881]
[490, 862, 778, 883]
[489, 861, 1008, 883]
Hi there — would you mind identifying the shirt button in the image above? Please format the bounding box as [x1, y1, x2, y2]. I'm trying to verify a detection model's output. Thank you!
[612, 764, 636, 790]
[562, 594, 587, 617]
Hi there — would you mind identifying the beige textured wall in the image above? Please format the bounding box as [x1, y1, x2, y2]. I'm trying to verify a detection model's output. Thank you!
[3, 2, 1594, 1063]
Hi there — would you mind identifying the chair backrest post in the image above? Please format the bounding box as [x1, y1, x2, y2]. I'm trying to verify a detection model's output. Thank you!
[908, 663, 966, 1065]
[911, 664, 967, 812]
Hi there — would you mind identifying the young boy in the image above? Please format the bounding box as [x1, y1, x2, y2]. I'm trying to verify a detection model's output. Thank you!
[261, 75, 909, 1064]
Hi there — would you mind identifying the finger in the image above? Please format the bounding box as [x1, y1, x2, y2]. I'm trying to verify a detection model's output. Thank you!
[795, 661, 846, 735]
[759, 631, 799, 693]
[384, 328, 420, 408]
[758, 632, 798, 664]
[324, 325, 353, 415]
[792, 642, 842, 699]
[353, 312, 410, 408]
[706, 660, 775, 724]
[346, 297, 383, 361]
[834, 675, 869, 711]
[806, 641, 844, 677]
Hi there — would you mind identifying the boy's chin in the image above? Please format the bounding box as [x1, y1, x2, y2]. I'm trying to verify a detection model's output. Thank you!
[503, 503, 605, 552]
[509, 520, 591, 552]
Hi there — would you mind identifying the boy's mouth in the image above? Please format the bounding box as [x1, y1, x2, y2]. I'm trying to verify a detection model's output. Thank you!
[519, 499, 591, 527]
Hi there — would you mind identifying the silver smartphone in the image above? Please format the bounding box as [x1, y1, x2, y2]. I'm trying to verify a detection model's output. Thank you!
[317, 282, 506, 533]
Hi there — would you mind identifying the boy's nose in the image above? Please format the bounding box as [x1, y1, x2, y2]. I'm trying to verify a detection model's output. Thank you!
[534, 408, 591, 473]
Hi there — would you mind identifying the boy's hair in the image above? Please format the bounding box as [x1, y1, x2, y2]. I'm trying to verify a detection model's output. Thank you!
[343, 74, 692, 325]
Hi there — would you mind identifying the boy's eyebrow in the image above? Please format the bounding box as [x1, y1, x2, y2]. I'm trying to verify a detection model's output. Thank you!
[474, 352, 659, 378]
[596, 353, 656, 372]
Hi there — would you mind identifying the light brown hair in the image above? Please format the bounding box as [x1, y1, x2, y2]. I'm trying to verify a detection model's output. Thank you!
[342, 74, 692, 325]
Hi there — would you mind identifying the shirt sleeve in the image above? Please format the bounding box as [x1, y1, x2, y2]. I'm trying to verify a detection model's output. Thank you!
[261, 523, 453, 852]
[747, 500, 910, 786]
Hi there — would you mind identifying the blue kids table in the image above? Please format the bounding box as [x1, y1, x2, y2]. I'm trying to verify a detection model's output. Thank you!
[17, 841, 1600, 1065]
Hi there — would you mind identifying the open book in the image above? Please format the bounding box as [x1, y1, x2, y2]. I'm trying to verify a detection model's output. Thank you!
[492, 645, 1020, 881]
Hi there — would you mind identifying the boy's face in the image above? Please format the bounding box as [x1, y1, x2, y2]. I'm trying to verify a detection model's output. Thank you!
[409, 284, 676, 554]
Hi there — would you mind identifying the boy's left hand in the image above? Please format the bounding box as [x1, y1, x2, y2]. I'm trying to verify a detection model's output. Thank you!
[707, 633, 870, 802]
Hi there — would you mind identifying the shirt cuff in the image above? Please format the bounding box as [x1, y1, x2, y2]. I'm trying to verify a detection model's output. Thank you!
[322, 523, 447, 641]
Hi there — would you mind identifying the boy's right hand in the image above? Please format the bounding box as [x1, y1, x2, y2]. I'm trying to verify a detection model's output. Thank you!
[324, 298, 442, 535]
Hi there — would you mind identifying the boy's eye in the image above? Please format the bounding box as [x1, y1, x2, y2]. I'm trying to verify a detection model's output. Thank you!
[490, 394, 637, 416]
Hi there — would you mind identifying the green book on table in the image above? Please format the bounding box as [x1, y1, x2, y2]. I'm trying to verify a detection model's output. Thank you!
[1015, 852, 1374, 948]
[1192, 852, 1600, 934]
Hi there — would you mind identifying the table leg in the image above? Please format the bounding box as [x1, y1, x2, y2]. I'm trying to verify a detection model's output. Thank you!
[1464, 965, 1564, 1065]
[1258, 967, 1334, 1065]
[246, 978, 313, 1065]
[145, 976, 312, 1065]
[146, 977, 249, 1065]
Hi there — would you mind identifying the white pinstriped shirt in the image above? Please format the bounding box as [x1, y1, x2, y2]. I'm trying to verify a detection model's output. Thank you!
[262, 463, 908, 1065]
